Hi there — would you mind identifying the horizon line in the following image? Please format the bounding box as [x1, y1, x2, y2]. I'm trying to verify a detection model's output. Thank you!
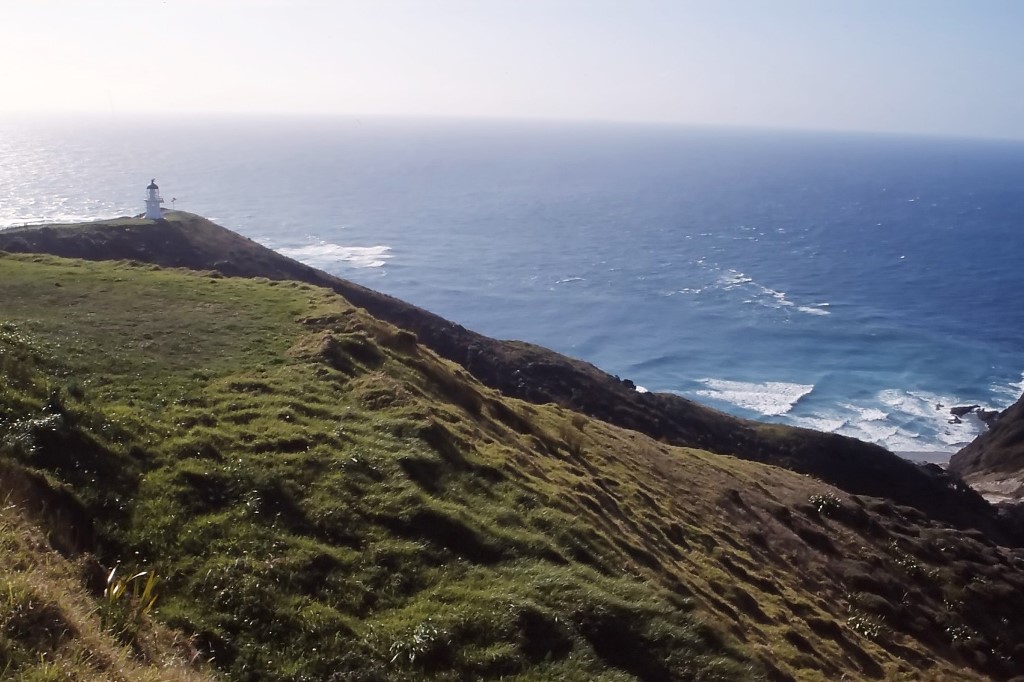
[2, 110, 1023, 145]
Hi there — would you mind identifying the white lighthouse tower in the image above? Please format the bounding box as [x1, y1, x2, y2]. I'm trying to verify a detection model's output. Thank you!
[144, 178, 164, 220]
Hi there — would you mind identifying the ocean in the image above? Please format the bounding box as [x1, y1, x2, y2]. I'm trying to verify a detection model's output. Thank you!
[2, 116, 1022, 457]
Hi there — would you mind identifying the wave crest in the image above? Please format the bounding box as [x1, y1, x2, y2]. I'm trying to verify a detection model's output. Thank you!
[790, 388, 1008, 454]
[692, 378, 814, 417]
[277, 243, 393, 268]
[717, 269, 830, 316]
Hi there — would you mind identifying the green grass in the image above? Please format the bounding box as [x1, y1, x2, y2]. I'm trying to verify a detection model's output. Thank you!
[0, 492, 213, 681]
[0, 253, 754, 681]
[3, 251, 1024, 681]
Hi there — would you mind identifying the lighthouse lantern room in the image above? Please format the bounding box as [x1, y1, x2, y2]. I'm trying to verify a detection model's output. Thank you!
[144, 178, 164, 220]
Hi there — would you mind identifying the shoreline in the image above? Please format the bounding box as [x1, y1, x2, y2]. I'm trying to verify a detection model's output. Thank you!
[895, 451, 1024, 505]
[893, 450, 952, 466]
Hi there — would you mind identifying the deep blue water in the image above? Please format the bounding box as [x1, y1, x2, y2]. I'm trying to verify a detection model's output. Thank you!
[2, 116, 1022, 455]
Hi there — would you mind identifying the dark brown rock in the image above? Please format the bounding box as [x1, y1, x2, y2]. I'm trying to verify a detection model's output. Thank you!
[951, 405, 981, 418]
[977, 409, 1001, 426]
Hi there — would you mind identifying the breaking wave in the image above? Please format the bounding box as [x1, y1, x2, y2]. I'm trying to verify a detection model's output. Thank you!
[690, 378, 815, 417]
[277, 242, 393, 269]
[677, 376, 1023, 455]
[788, 387, 1012, 454]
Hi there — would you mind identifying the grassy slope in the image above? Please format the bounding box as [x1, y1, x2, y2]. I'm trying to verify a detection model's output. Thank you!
[0, 487, 214, 681]
[0, 213, 1001, 540]
[2, 252, 1024, 680]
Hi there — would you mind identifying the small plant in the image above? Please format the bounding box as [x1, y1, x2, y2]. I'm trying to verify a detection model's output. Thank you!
[389, 618, 452, 669]
[945, 623, 973, 642]
[847, 614, 885, 641]
[886, 540, 933, 580]
[808, 492, 841, 517]
[101, 566, 159, 642]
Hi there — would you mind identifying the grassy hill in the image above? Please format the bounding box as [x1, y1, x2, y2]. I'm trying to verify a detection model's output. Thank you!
[3, 249, 1024, 680]
[0, 212, 1006, 540]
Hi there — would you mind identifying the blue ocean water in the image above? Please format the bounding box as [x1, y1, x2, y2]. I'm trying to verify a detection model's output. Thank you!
[2, 116, 1022, 456]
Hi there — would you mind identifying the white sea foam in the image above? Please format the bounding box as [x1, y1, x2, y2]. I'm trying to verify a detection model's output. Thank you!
[664, 287, 705, 297]
[795, 404, 923, 452]
[719, 270, 753, 287]
[693, 378, 814, 417]
[715, 269, 830, 316]
[555, 276, 585, 284]
[789, 414, 854, 434]
[797, 305, 831, 316]
[877, 388, 988, 448]
[839, 404, 888, 422]
[635, 385, 649, 394]
[992, 372, 1024, 401]
[277, 243, 392, 268]
[789, 388, 1001, 453]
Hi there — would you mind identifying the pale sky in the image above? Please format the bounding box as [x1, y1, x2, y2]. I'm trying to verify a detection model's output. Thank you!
[3, 0, 1024, 139]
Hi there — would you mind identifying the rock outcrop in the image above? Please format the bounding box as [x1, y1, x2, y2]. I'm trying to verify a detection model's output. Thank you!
[950, 392, 1024, 493]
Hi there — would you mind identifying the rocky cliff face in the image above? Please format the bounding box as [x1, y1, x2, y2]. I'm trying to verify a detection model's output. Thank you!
[0, 212, 1010, 539]
[949, 392, 1024, 500]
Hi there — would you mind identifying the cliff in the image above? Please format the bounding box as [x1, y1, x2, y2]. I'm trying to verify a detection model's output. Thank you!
[3, 248, 1024, 679]
[949, 392, 1024, 500]
[0, 212, 1002, 538]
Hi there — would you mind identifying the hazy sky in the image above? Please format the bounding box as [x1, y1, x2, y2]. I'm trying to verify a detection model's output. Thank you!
[4, 0, 1024, 139]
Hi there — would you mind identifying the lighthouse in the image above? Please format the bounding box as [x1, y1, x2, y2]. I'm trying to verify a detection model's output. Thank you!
[144, 179, 164, 220]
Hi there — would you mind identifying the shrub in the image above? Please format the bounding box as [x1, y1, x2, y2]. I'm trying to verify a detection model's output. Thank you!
[847, 614, 886, 641]
[808, 492, 841, 517]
